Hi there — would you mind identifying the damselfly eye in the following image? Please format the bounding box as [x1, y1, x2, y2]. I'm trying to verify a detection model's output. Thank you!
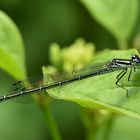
[132, 55, 140, 63]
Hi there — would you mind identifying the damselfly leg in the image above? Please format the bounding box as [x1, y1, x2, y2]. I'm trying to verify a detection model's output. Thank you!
[115, 68, 129, 97]
[127, 65, 140, 82]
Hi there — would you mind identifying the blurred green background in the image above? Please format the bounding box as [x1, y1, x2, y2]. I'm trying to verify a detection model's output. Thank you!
[0, 0, 118, 75]
[0, 0, 140, 140]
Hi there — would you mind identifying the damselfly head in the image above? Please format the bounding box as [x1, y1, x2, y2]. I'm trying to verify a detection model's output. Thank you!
[132, 54, 140, 63]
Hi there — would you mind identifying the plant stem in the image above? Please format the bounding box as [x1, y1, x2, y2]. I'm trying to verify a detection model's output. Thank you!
[80, 109, 98, 140]
[44, 106, 62, 140]
[102, 113, 115, 140]
[39, 101, 62, 140]
[80, 108, 115, 140]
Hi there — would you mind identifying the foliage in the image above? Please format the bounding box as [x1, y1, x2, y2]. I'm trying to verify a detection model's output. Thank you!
[80, 0, 139, 49]
[0, 10, 26, 79]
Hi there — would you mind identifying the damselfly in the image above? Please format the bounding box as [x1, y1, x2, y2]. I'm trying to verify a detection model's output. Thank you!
[0, 54, 140, 102]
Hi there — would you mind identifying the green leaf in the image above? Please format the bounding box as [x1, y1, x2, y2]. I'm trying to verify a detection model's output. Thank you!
[43, 49, 140, 119]
[107, 116, 140, 140]
[0, 10, 26, 79]
[80, 0, 139, 49]
[95, 115, 140, 140]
